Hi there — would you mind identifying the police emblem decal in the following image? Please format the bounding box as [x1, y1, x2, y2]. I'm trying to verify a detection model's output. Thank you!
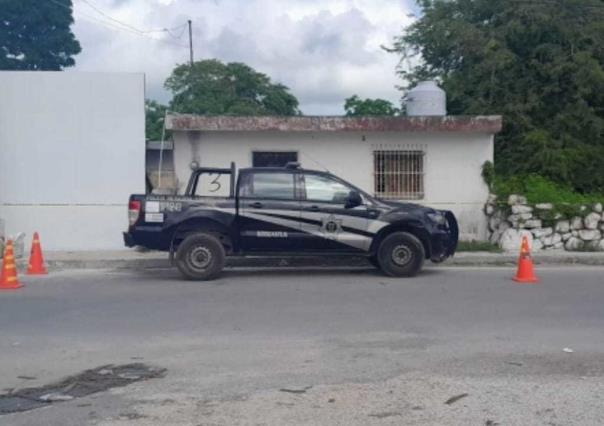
[321, 215, 342, 235]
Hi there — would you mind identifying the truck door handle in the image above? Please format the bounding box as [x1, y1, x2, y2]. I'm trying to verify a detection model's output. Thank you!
[250, 202, 263, 209]
[307, 205, 320, 212]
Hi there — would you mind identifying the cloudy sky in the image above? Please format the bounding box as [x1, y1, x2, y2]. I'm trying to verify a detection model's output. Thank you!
[70, 0, 417, 115]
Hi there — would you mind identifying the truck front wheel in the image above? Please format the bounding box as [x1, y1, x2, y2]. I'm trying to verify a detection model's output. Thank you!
[377, 232, 425, 277]
[175, 233, 226, 281]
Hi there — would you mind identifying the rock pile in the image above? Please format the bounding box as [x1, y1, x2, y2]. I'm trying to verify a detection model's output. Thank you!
[485, 195, 604, 251]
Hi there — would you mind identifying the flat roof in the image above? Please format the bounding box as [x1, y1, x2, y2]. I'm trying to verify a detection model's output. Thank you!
[166, 114, 502, 133]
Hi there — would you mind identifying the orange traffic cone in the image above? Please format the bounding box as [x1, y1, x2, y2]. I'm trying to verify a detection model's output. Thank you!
[27, 232, 48, 275]
[513, 235, 539, 284]
[0, 240, 23, 290]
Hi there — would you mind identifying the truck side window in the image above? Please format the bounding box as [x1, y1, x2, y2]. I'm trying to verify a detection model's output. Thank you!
[303, 174, 352, 203]
[240, 172, 295, 200]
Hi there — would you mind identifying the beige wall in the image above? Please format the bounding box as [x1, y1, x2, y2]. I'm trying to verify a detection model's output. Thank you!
[172, 130, 493, 240]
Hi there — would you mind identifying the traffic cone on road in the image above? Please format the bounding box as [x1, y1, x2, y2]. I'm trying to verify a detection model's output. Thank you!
[0, 240, 23, 290]
[513, 235, 539, 284]
[27, 232, 48, 275]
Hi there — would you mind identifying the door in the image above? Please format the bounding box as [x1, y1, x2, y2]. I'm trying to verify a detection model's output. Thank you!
[298, 172, 373, 253]
[238, 171, 304, 252]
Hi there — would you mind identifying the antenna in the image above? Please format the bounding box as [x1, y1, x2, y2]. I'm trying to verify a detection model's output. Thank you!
[299, 151, 331, 173]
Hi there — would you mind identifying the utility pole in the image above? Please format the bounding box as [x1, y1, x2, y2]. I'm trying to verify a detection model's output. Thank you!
[188, 20, 194, 66]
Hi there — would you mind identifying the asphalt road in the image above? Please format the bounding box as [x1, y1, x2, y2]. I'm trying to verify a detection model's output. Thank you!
[1, 265, 604, 425]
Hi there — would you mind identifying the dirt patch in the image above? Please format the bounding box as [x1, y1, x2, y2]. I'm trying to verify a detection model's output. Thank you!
[0, 363, 166, 415]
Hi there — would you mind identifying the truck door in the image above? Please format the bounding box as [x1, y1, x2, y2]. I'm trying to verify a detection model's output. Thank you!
[238, 170, 304, 251]
[298, 172, 373, 253]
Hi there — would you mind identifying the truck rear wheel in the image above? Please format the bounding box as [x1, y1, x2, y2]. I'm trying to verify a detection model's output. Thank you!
[377, 232, 425, 277]
[175, 233, 225, 281]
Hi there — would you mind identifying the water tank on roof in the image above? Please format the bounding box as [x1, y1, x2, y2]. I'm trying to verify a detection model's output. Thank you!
[406, 81, 447, 116]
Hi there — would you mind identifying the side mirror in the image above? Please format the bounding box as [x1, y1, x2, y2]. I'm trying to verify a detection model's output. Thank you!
[345, 190, 363, 209]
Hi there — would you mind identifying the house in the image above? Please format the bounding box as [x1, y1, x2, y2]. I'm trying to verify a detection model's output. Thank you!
[0, 71, 145, 250]
[163, 114, 502, 240]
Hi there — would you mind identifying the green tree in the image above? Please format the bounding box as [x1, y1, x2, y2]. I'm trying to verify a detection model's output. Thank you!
[0, 0, 81, 70]
[344, 95, 400, 116]
[165, 59, 301, 116]
[145, 100, 168, 141]
[390, 0, 604, 194]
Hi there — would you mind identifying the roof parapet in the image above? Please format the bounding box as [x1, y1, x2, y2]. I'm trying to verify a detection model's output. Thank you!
[165, 114, 503, 134]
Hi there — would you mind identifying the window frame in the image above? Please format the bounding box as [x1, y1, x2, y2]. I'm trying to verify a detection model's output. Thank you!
[373, 149, 425, 200]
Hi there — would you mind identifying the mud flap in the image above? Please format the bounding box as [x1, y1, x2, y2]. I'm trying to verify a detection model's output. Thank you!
[444, 211, 459, 256]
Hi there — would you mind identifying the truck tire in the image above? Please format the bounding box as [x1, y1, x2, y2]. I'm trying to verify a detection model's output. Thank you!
[175, 233, 226, 281]
[377, 232, 425, 277]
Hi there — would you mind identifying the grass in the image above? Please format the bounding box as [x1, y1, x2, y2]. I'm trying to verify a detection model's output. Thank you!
[457, 240, 503, 253]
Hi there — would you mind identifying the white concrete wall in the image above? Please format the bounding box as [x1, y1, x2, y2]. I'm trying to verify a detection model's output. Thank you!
[0, 72, 145, 250]
[172, 130, 493, 240]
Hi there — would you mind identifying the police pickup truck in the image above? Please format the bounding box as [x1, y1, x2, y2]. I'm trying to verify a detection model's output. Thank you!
[124, 163, 458, 280]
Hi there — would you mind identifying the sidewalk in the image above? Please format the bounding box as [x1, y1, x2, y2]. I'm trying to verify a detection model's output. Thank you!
[14, 249, 604, 271]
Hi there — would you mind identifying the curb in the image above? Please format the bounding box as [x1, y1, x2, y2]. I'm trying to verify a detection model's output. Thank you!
[449, 253, 604, 267]
[14, 252, 604, 272]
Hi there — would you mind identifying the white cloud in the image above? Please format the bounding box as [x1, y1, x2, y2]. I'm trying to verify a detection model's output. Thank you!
[70, 0, 415, 114]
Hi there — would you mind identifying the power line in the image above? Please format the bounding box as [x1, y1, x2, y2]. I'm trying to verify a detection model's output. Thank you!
[78, 0, 150, 34]
[48, 0, 189, 49]
[77, 0, 186, 34]
[50, 0, 141, 36]
[165, 24, 188, 41]
[75, 0, 194, 55]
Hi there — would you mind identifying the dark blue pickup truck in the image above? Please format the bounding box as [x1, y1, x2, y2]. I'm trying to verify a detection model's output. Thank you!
[124, 163, 458, 280]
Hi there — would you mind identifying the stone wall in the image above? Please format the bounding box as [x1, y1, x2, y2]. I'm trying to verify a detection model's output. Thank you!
[485, 195, 604, 251]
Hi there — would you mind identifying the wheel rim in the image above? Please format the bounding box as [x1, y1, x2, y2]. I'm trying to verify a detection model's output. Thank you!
[188, 245, 212, 270]
[391, 244, 413, 266]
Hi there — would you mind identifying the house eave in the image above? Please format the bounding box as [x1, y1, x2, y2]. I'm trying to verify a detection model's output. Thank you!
[165, 114, 503, 134]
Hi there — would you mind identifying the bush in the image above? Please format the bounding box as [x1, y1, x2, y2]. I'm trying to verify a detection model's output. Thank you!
[492, 174, 604, 206]
[481, 161, 495, 192]
[482, 168, 604, 222]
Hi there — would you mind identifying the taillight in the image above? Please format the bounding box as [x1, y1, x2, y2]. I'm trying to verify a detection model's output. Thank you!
[128, 200, 141, 226]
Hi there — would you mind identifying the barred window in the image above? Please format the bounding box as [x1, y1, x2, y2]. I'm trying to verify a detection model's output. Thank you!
[373, 150, 425, 200]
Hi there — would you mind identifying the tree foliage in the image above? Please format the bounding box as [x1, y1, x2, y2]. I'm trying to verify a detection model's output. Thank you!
[145, 100, 168, 141]
[165, 59, 301, 116]
[391, 0, 604, 194]
[344, 95, 400, 116]
[0, 0, 81, 70]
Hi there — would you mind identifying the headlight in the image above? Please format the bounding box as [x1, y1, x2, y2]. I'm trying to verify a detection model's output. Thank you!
[427, 212, 446, 225]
